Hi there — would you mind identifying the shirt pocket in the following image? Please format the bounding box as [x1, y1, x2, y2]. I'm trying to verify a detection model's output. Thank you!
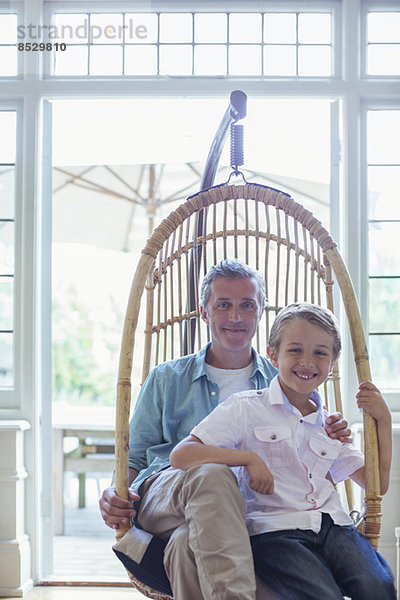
[308, 436, 340, 477]
[254, 425, 292, 467]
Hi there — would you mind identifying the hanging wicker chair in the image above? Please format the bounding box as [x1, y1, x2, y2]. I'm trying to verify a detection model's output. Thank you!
[113, 180, 381, 599]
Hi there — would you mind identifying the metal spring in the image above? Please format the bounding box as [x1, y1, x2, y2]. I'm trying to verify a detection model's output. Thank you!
[230, 122, 244, 173]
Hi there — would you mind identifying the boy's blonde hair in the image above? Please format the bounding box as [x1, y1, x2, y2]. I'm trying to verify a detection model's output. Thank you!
[269, 302, 341, 360]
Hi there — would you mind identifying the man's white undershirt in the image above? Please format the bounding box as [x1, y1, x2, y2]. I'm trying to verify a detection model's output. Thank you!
[206, 362, 255, 403]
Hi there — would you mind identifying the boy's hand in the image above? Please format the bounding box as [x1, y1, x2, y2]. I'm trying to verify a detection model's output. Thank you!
[246, 453, 274, 495]
[356, 381, 392, 495]
[356, 381, 391, 423]
[325, 412, 352, 443]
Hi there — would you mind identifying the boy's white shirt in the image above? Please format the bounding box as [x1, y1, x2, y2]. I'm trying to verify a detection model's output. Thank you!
[191, 374, 364, 537]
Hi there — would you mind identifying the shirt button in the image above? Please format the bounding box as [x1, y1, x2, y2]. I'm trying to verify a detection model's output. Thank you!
[271, 434, 277, 440]
[257, 391, 262, 395]
[309, 473, 312, 479]
[211, 391, 216, 396]
[321, 450, 327, 456]
[299, 419, 304, 423]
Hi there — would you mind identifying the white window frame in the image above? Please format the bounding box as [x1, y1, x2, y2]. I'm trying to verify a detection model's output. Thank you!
[42, 0, 342, 79]
[360, 99, 400, 414]
[1, 0, 399, 583]
[361, 0, 400, 80]
[0, 2, 24, 79]
[0, 101, 22, 409]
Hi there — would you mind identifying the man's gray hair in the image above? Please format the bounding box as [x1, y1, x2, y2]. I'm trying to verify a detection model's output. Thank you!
[269, 302, 341, 360]
[200, 259, 267, 317]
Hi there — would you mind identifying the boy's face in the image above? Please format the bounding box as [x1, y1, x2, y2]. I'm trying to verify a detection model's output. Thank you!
[267, 318, 336, 403]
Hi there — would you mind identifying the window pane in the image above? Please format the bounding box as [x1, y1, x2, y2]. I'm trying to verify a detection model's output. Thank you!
[126, 13, 158, 43]
[298, 13, 331, 44]
[159, 45, 192, 75]
[368, 12, 400, 43]
[368, 111, 400, 164]
[53, 14, 89, 44]
[0, 167, 15, 219]
[0, 47, 17, 77]
[369, 334, 400, 390]
[90, 45, 123, 75]
[298, 46, 331, 76]
[54, 45, 88, 75]
[0, 110, 15, 390]
[125, 45, 157, 75]
[369, 222, 400, 276]
[0, 332, 13, 387]
[159, 13, 192, 43]
[0, 14, 17, 44]
[0, 223, 14, 275]
[369, 278, 400, 333]
[367, 44, 400, 76]
[229, 13, 262, 43]
[264, 13, 296, 43]
[0, 112, 16, 164]
[89, 13, 123, 44]
[194, 13, 227, 43]
[229, 45, 261, 75]
[368, 166, 400, 220]
[194, 45, 226, 75]
[0, 279, 13, 330]
[47, 9, 338, 79]
[264, 45, 296, 76]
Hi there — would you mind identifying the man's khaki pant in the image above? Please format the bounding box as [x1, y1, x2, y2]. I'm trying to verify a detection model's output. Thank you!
[137, 463, 257, 600]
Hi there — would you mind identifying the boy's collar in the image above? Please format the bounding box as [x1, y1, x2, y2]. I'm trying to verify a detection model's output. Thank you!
[271, 375, 324, 425]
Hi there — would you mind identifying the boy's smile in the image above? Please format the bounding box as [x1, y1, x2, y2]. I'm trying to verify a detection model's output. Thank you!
[294, 371, 317, 381]
[267, 318, 336, 412]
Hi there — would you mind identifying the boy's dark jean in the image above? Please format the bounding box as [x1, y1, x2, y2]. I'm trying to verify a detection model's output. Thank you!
[250, 513, 396, 600]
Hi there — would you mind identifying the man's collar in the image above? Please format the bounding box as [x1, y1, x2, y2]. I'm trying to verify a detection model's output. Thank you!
[250, 347, 268, 378]
[192, 343, 211, 381]
[192, 343, 264, 382]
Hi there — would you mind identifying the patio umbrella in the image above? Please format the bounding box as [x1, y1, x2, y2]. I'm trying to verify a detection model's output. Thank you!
[52, 162, 328, 254]
[52, 162, 203, 252]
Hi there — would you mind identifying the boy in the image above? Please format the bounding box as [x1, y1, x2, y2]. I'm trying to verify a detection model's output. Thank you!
[171, 302, 395, 600]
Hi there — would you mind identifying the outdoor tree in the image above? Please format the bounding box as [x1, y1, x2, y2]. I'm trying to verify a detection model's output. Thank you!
[52, 282, 122, 406]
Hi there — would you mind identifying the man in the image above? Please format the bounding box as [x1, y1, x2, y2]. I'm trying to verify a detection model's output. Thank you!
[100, 259, 351, 600]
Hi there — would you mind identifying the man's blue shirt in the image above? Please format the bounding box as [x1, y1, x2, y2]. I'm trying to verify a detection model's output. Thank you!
[129, 343, 278, 490]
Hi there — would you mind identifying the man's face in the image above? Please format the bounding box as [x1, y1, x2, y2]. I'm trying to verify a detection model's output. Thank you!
[200, 276, 262, 359]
